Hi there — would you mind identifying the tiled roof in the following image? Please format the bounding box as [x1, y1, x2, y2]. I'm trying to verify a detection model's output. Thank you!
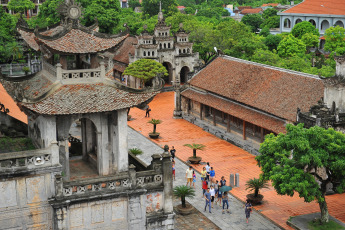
[189, 56, 324, 122]
[282, 0, 345, 15]
[241, 8, 263, 14]
[18, 29, 40, 51]
[113, 62, 127, 73]
[237, 6, 252, 10]
[0, 83, 27, 124]
[19, 83, 158, 115]
[36, 29, 128, 54]
[113, 36, 137, 65]
[262, 3, 279, 7]
[182, 89, 286, 134]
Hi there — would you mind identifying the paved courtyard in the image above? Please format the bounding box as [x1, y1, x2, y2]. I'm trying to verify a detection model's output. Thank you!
[128, 92, 345, 229]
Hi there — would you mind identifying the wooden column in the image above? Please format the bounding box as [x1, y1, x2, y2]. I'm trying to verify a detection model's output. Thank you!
[243, 120, 246, 140]
[212, 108, 216, 126]
[187, 99, 190, 115]
[260, 127, 264, 142]
[200, 104, 203, 120]
[227, 114, 230, 132]
[222, 112, 225, 122]
[59, 55, 68, 69]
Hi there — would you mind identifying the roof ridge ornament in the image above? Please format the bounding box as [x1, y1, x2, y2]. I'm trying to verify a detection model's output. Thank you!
[58, 0, 83, 25]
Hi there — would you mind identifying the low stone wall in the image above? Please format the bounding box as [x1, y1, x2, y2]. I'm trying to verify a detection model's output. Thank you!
[183, 114, 261, 155]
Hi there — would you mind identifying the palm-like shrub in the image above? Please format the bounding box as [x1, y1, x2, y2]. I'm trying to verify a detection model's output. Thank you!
[173, 185, 195, 208]
[183, 143, 206, 158]
[245, 178, 269, 197]
[129, 148, 143, 156]
[148, 119, 162, 134]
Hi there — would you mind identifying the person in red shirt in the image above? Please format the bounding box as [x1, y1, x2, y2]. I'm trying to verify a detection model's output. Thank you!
[202, 179, 208, 196]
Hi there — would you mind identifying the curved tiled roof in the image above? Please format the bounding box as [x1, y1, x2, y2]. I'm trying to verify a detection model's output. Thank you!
[18, 29, 40, 51]
[182, 89, 286, 134]
[189, 56, 324, 122]
[36, 29, 128, 54]
[113, 36, 137, 65]
[282, 0, 345, 15]
[19, 83, 158, 115]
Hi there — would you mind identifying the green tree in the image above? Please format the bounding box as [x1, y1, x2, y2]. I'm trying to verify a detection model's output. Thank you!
[259, 27, 270, 37]
[277, 34, 306, 57]
[291, 21, 319, 39]
[148, 119, 162, 134]
[142, 0, 178, 17]
[262, 8, 278, 20]
[241, 13, 263, 33]
[251, 49, 280, 66]
[183, 143, 206, 158]
[260, 16, 280, 29]
[0, 8, 18, 62]
[123, 59, 168, 84]
[301, 32, 319, 49]
[8, 0, 35, 14]
[80, 0, 121, 33]
[245, 178, 269, 197]
[324, 26, 345, 55]
[28, 0, 63, 28]
[257, 124, 345, 223]
[128, 0, 141, 10]
[264, 34, 282, 51]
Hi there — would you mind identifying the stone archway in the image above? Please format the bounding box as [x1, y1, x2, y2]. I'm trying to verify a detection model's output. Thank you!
[180, 66, 190, 84]
[309, 19, 316, 27]
[163, 62, 173, 85]
[68, 118, 98, 179]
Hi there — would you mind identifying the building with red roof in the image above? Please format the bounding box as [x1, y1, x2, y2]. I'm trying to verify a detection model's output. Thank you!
[278, 0, 345, 35]
[241, 8, 263, 15]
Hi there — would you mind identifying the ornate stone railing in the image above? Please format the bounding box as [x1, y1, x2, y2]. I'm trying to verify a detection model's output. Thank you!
[0, 143, 59, 173]
[42, 60, 57, 77]
[56, 62, 105, 84]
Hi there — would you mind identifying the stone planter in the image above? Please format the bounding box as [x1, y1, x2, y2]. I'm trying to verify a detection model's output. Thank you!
[188, 156, 202, 164]
[246, 193, 264, 205]
[149, 132, 160, 139]
[176, 203, 194, 215]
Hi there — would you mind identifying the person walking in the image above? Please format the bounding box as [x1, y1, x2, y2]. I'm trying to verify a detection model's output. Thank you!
[209, 167, 216, 185]
[244, 199, 253, 223]
[202, 179, 208, 197]
[209, 185, 215, 208]
[186, 166, 193, 187]
[201, 167, 207, 182]
[216, 181, 222, 206]
[220, 176, 226, 186]
[145, 106, 151, 117]
[192, 171, 196, 188]
[170, 146, 176, 159]
[204, 188, 212, 213]
[205, 162, 211, 181]
[172, 159, 175, 181]
[222, 192, 230, 214]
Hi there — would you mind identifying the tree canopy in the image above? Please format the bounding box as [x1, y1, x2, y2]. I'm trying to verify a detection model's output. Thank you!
[8, 0, 35, 14]
[324, 26, 345, 55]
[241, 13, 263, 33]
[142, 0, 178, 17]
[123, 59, 168, 83]
[291, 21, 319, 39]
[257, 124, 345, 223]
[277, 34, 306, 57]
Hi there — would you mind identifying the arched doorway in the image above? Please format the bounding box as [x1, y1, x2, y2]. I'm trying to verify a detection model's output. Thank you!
[321, 20, 330, 31]
[284, 18, 291, 28]
[295, 18, 302, 24]
[335, 20, 344, 28]
[68, 118, 98, 179]
[163, 62, 173, 85]
[180, 66, 190, 84]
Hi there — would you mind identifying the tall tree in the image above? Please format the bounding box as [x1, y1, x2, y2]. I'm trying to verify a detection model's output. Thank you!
[257, 124, 345, 223]
[324, 26, 345, 55]
[28, 0, 63, 28]
[277, 34, 306, 57]
[8, 0, 35, 14]
[142, 0, 178, 17]
[241, 14, 263, 33]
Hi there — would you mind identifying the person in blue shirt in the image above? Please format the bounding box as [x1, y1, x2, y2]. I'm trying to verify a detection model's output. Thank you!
[204, 188, 212, 213]
[209, 167, 216, 185]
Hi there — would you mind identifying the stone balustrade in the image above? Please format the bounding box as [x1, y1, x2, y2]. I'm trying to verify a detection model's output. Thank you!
[0, 143, 59, 173]
[42, 60, 57, 77]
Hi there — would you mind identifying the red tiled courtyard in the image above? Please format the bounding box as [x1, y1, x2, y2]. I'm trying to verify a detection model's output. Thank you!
[128, 91, 345, 229]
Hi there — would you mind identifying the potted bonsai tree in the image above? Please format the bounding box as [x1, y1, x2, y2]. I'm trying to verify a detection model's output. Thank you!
[148, 119, 162, 139]
[245, 177, 269, 205]
[183, 143, 205, 164]
[173, 185, 195, 215]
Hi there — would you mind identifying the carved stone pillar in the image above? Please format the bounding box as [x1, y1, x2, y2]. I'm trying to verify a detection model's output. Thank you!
[173, 80, 182, 118]
[127, 195, 145, 230]
[162, 151, 173, 213]
[55, 206, 68, 230]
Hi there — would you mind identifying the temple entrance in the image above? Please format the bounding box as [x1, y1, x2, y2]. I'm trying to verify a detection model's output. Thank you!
[68, 118, 98, 180]
[180, 66, 190, 83]
[163, 62, 173, 85]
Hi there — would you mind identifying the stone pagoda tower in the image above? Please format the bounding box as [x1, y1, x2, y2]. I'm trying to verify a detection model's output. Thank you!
[0, 1, 174, 229]
[129, 6, 200, 87]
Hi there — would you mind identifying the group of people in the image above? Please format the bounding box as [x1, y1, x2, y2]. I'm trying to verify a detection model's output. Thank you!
[172, 147, 253, 223]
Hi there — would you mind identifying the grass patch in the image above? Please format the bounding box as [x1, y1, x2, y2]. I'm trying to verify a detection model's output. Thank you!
[0, 137, 36, 153]
[308, 220, 345, 230]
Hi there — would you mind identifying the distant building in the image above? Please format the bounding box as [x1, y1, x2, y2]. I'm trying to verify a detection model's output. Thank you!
[1, 0, 45, 17]
[120, 0, 128, 8]
[278, 0, 345, 35]
[240, 8, 263, 15]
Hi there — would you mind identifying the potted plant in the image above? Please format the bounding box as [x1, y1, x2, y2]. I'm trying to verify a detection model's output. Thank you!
[22, 66, 30, 75]
[183, 143, 205, 164]
[129, 148, 143, 156]
[245, 177, 269, 205]
[148, 119, 162, 139]
[173, 185, 195, 215]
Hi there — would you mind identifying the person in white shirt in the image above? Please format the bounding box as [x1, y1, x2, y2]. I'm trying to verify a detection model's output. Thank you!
[185, 166, 193, 187]
[209, 185, 215, 208]
[205, 162, 211, 181]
